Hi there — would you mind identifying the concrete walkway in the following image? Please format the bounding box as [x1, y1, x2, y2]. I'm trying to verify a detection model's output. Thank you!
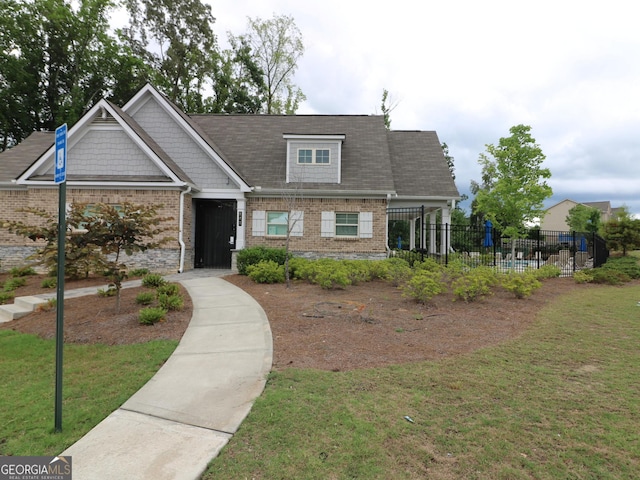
[59, 271, 273, 480]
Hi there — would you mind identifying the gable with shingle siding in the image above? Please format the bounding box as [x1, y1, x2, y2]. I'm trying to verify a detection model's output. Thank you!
[130, 98, 238, 190]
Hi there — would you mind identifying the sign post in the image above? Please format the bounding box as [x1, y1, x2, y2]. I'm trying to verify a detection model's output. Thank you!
[54, 124, 67, 432]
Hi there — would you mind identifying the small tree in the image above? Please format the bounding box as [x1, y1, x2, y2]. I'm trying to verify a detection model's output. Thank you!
[2, 204, 104, 278]
[472, 125, 552, 263]
[566, 204, 601, 233]
[82, 203, 173, 311]
[601, 206, 640, 255]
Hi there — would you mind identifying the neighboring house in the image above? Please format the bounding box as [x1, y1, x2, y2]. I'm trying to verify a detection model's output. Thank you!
[0, 84, 459, 273]
[540, 199, 619, 231]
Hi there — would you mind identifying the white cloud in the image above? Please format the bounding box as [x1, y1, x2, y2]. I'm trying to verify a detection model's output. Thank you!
[203, 0, 640, 214]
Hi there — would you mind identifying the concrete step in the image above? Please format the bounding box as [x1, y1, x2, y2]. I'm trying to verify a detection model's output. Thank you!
[0, 296, 48, 323]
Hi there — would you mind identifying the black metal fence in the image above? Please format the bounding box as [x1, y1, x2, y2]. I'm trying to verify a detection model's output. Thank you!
[387, 207, 608, 277]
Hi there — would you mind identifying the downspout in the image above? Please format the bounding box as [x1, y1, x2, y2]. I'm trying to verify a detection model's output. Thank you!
[385, 193, 392, 256]
[178, 186, 192, 273]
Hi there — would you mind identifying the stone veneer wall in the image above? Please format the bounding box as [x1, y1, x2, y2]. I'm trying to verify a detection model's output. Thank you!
[245, 197, 388, 255]
[0, 188, 192, 273]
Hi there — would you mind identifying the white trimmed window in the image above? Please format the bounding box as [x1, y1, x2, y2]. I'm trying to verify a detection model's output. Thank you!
[267, 211, 288, 236]
[321, 211, 373, 238]
[336, 212, 359, 237]
[253, 210, 304, 237]
[297, 148, 330, 164]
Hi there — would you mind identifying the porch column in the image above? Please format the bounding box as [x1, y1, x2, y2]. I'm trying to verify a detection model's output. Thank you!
[409, 218, 416, 250]
[429, 211, 437, 254]
[440, 207, 451, 255]
[236, 198, 246, 250]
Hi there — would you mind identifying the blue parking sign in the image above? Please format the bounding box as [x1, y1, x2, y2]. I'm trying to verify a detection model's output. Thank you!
[55, 124, 67, 184]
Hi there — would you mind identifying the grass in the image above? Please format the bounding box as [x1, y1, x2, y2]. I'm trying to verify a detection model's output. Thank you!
[0, 331, 177, 456]
[204, 282, 640, 479]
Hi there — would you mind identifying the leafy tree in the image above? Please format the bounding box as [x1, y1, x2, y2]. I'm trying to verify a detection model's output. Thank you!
[601, 206, 640, 256]
[566, 204, 602, 233]
[441, 142, 455, 180]
[472, 125, 552, 261]
[0, 0, 148, 150]
[121, 0, 218, 112]
[234, 14, 305, 114]
[81, 203, 173, 311]
[206, 36, 266, 113]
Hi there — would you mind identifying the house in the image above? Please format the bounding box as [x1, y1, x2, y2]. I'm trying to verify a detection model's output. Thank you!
[0, 84, 460, 273]
[540, 199, 620, 231]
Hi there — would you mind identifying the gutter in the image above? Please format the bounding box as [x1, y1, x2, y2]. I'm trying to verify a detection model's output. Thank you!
[178, 185, 192, 273]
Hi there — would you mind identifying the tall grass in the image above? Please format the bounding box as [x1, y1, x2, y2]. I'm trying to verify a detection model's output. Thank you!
[205, 282, 640, 479]
[0, 331, 177, 455]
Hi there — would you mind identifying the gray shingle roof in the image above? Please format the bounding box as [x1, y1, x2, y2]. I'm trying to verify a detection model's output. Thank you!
[0, 132, 53, 184]
[190, 114, 397, 192]
[387, 130, 460, 198]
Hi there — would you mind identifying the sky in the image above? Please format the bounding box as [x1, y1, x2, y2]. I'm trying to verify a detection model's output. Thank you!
[130, 0, 640, 216]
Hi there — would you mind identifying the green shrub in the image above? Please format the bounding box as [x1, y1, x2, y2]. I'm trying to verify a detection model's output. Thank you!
[590, 268, 631, 285]
[600, 256, 640, 279]
[3, 277, 27, 291]
[246, 260, 285, 284]
[142, 273, 166, 288]
[10, 266, 36, 277]
[129, 268, 150, 277]
[97, 286, 117, 297]
[237, 246, 288, 275]
[139, 307, 167, 325]
[367, 260, 391, 280]
[288, 257, 312, 280]
[501, 271, 542, 299]
[573, 270, 594, 284]
[158, 293, 184, 311]
[452, 267, 497, 302]
[443, 259, 470, 283]
[0, 292, 15, 305]
[401, 270, 444, 304]
[384, 257, 412, 287]
[534, 264, 561, 279]
[157, 282, 180, 296]
[342, 260, 372, 285]
[300, 259, 351, 289]
[40, 277, 57, 289]
[414, 257, 445, 273]
[135, 291, 156, 305]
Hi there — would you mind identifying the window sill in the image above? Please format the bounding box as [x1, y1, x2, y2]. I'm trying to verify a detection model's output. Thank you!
[334, 236, 359, 241]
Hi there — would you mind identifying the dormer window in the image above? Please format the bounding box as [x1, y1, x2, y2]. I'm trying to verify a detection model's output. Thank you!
[297, 148, 330, 164]
[284, 134, 345, 183]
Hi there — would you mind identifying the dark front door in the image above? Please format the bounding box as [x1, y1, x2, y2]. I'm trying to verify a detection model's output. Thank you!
[194, 200, 236, 268]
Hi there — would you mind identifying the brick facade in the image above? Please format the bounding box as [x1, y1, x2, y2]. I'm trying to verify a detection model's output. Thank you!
[245, 197, 388, 257]
[0, 188, 190, 273]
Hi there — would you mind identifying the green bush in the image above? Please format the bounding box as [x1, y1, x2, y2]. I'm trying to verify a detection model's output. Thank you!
[97, 286, 117, 297]
[237, 246, 288, 275]
[129, 268, 150, 277]
[9, 266, 36, 277]
[142, 273, 166, 288]
[534, 264, 562, 279]
[40, 277, 57, 289]
[301, 259, 351, 289]
[135, 291, 156, 305]
[139, 307, 167, 325]
[443, 259, 470, 283]
[247, 260, 286, 284]
[342, 260, 373, 285]
[414, 257, 445, 273]
[451, 267, 497, 302]
[157, 282, 180, 296]
[158, 293, 184, 311]
[3, 277, 26, 291]
[590, 268, 631, 285]
[0, 292, 15, 305]
[367, 260, 391, 280]
[501, 271, 542, 299]
[384, 257, 412, 287]
[600, 256, 640, 279]
[573, 270, 594, 284]
[401, 270, 444, 304]
[288, 257, 311, 280]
